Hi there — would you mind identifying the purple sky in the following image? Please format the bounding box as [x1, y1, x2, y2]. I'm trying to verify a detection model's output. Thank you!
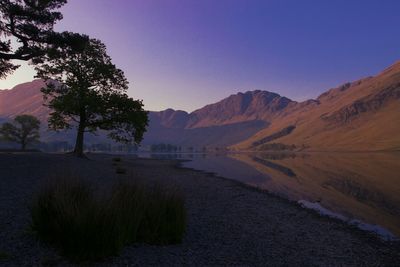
[1, 0, 400, 112]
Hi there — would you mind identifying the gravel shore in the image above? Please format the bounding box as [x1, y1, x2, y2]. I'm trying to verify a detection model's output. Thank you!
[0, 152, 399, 266]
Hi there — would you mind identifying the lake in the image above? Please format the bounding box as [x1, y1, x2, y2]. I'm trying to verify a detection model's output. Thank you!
[140, 152, 400, 240]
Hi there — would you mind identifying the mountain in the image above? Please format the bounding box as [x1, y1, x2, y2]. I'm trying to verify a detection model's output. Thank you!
[0, 81, 276, 147]
[0, 79, 49, 122]
[0, 60, 399, 151]
[148, 90, 292, 129]
[186, 90, 292, 128]
[232, 61, 400, 151]
[143, 90, 290, 147]
[0, 80, 106, 144]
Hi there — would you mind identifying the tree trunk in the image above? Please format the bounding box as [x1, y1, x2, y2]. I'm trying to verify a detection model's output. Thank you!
[21, 141, 26, 151]
[73, 121, 85, 157]
[73, 90, 88, 157]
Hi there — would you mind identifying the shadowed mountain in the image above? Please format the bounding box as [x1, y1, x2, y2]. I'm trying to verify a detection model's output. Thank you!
[186, 90, 292, 128]
[149, 108, 190, 129]
[144, 90, 290, 146]
[143, 119, 268, 147]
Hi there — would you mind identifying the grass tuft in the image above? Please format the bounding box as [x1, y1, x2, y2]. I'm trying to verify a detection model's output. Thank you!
[0, 251, 11, 261]
[30, 174, 185, 262]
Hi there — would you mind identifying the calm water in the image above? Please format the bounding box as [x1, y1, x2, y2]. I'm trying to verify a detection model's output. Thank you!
[142, 152, 400, 240]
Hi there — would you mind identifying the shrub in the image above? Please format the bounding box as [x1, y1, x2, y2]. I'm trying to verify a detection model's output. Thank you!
[30, 174, 185, 262]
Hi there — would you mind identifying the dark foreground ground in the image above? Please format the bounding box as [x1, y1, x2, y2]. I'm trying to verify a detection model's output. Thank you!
[0, 152, 399, 266]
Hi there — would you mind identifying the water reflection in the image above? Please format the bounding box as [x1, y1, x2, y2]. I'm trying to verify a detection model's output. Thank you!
[180, 152, 400, 239]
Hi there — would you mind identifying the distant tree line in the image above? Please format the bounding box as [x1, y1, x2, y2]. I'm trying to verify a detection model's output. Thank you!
[149, 144, 229, 153]
[38, 142, 139, 153]
[150, 143, 181, 153]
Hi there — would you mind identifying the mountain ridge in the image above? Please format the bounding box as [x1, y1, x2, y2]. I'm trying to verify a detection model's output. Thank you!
[232, 60, 400, 151]
[0, 60, 399, 151]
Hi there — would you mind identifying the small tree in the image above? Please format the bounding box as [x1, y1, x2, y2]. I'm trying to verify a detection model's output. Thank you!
[36, 36, 148, 157]
[0, 114, 40, 150]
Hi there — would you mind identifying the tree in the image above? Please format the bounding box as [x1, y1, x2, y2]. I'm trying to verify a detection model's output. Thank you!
[36, 37, 149, 157]
[0, 0, 87, 78]
[0, 114, 40, 150]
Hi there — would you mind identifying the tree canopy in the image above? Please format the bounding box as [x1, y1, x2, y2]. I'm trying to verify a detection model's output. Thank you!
[0, 0, 87, 78]
[36, 37, 148, 157]
[0, 114, 40, 150]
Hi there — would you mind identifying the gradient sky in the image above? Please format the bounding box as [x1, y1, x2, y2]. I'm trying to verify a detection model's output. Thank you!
[1, 0, 400, 112]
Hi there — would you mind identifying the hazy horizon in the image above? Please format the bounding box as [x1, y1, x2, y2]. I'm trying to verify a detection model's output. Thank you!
[1, 0, 400, 112]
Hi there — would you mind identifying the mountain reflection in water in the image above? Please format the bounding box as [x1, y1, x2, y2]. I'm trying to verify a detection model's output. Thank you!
[179, 152, 400, 239]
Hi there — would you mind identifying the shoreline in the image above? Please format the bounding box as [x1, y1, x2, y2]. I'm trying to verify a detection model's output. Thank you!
[0, 152, 399, 266]
[175, 159, 399, 241]
[176, 159, 399, 241]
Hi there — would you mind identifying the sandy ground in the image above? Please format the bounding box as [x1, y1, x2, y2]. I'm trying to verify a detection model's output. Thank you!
[0, 152, 399, 266]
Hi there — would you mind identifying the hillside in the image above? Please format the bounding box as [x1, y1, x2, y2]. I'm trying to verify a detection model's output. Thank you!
[232, 61, 400, 151]
[0, 79, 49, 122]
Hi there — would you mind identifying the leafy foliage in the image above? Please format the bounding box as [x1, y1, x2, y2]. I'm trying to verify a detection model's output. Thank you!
[36, 37, 148, 156]
[0, 114, 40, 150]
[0, 0, 69, 77]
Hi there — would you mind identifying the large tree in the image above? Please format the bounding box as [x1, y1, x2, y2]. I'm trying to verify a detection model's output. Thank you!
[0, 0, 87, 78]
[0, 114, 40, 150]
[36, 37, 148, 157]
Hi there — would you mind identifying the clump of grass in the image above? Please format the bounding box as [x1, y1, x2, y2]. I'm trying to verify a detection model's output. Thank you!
[138, 185, 186, 245]
[30, 174, 185, 262]
[0, 251, 11, 261]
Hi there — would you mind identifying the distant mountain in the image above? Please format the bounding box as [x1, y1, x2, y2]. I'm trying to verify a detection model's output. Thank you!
[148, 90, 292, 130]
[149, 109, 190, 129]
[232, 61, 400, 151]
[0, 80, 105, 144]
[186, 90, 292, 128]
[0, 79, 49, 122]
[0, 81, 272, 147]
[144, 90, 290, 147]
[0, 60, 399, 151]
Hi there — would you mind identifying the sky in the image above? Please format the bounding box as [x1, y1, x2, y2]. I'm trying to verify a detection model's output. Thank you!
[1, 0, 400, 112]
